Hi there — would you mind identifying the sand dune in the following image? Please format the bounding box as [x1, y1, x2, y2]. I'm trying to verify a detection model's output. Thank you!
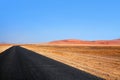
[48, 39, 120, 45]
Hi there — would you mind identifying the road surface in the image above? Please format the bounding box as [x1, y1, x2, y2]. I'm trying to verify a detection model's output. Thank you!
[0, 46, 104, 80]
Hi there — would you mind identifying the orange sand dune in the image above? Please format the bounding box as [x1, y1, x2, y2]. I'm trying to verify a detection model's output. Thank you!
[48, 39, 120, 45]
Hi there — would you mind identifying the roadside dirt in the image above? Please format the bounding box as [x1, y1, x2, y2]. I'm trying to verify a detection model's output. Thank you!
[0, 45, 12, 53]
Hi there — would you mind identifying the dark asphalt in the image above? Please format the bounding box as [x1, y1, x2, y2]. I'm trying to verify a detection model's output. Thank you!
[0, 46, 104, 80]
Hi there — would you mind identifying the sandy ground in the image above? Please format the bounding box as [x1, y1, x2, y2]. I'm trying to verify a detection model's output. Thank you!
[21, 44, 120, 80]
[0, 45, 12, 53]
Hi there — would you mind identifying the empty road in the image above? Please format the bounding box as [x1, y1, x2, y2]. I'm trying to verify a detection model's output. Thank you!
[0, 46, 104, 80]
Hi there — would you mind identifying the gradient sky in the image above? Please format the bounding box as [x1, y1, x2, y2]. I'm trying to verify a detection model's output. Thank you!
[0, 0, 120, 43]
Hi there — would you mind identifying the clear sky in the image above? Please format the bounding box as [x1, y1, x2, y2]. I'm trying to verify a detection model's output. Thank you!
[0, 0, 120, 43]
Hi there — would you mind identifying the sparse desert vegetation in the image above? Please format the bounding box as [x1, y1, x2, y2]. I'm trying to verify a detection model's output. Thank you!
[22, 44, 120, 80]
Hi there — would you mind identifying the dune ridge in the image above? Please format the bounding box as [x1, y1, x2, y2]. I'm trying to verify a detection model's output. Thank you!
[48, 39, 120, 45]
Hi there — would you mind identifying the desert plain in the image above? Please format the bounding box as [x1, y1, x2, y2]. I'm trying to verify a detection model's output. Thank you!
[0, 40, 120, 80]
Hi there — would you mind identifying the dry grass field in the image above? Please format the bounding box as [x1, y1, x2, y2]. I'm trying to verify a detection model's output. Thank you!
[22, 44, 120, 80]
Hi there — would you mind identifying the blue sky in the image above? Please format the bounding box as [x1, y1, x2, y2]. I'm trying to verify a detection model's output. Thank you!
[0, 0, 120, 43]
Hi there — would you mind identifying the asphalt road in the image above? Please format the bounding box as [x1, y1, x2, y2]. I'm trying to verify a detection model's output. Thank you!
[0, 46, 104, 80]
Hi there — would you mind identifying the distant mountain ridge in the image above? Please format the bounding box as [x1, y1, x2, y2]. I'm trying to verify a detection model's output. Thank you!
[48, 39, 120, 45]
